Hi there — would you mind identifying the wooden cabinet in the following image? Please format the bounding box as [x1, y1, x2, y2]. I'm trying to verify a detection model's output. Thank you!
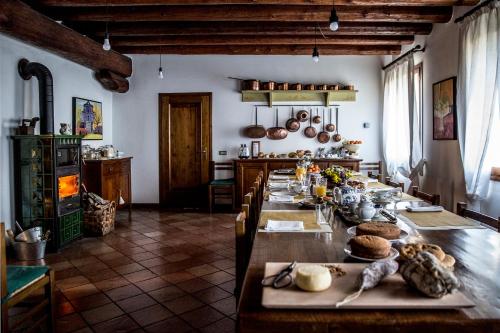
[234, 158, 361, 207]
[82, 157, 132, 210]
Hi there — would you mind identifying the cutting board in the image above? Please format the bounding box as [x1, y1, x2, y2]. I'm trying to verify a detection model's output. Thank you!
[262, 262, 475, 309]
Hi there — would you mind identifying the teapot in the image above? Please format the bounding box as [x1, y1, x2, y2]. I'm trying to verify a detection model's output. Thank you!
[356, 196, 377, 221]
[333, 183, 357, 206]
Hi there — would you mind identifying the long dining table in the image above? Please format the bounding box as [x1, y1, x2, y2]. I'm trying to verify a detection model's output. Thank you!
[237, 174, 500, 333]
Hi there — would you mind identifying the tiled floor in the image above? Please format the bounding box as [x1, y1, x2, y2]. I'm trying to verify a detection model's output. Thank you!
[42, 209, 237, 333]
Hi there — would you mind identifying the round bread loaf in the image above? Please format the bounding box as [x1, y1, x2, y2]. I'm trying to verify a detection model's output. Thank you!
[349, 235, 391, 259]
[356, 222, 401, 240]
[295, 265, 332, 292]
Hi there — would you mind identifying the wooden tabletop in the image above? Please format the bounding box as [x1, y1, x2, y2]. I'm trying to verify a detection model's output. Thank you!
[237, 179, 500, 333]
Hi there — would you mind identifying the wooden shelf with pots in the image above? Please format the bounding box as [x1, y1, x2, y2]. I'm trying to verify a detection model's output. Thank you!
[241, 90, 358, 107]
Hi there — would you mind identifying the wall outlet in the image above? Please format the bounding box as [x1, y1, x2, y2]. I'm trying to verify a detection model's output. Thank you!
[218, 151, 227, 155]
[363, 122, 370, 128]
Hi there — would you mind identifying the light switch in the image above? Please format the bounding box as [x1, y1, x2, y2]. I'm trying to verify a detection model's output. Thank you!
[219, 151, 227, 155]
[363, 122, 370, 128]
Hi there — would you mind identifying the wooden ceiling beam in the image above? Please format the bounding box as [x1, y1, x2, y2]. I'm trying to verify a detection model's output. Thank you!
[70, 21, 433, 37]
[115, 44, 402, 55]
[0, 0, 132, 79]
[42, 5, 453, 23]
[109, 34, 415, 47]
[31, 0, 479, 6]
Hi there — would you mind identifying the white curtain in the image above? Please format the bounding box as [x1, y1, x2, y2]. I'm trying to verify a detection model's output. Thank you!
[457, 1, 500, 200]
[383, 56, 414, 184]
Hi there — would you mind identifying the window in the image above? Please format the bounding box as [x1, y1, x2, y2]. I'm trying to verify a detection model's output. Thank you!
[412, 63, 424, 168]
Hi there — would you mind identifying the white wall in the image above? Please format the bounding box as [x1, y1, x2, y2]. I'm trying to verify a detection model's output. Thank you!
[0, 34, 113, 230]
[113, 55, 383, 203]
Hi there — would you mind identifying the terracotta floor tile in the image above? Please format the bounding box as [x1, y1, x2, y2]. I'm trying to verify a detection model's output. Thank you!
[94, 276, 131, 291]
[210, 296, 236, 315]
[143, 316, 193, 333]
[77, 261, 109, 274]
[70, 292, 112, 312]
[50, 261, 74, 272]
[161, 271, 196, 284]
[116, 293, 157, 313]
[199, 317, 236, 333]
[103, 256, 134, 268]
[124, 269, 157, 283]
[62, 283, 100, 300]
[86, 268, 120, 283]
[143, 231, 166, 238]
[140, 257, 168, 268]
[56, 301, 75, 318]
[223, 267, 236, 276]
[177, 278, 214, 293]
[92, 314, 140, 333]
[186, 264, 219, 277]
[55, 267, 83, 280]
[163, 295, 204, 315]
[56, 275, 91, 291]
[210, 259, 235, 270]
[117, 246, 148, 255]
[164, 252, 192, 263]
[132, 238, 158, 246]
[72, 327, 94, 333]
[134, 277, 171, 292]
[105, 284, 143, 301]
[217, 279, 236, 294]
[114, 263, 146, 275]
[194, 286, 232, 304]
[81, 302, 124, 325]
[148, 285, 186, 302]
[129, 304, 173, 327]
[201, 271, 234, 285]
[56, 313, 88, 333]
[71, 256, 100, 267]
[98, 251, 124, 261]
[180, 306, 225, 329]
[127, 251, 158, 261]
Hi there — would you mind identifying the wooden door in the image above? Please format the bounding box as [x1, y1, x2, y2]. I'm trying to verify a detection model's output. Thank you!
[159, 93, 212, 208]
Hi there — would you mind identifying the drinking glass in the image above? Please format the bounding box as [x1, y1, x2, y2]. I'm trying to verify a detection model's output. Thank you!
[390, 188, 403, 214]
[314, 177, 327, 198]
[295, 166, 306, 182]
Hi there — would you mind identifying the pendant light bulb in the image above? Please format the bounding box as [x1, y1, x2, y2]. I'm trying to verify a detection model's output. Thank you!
[312, 46, 320, 63]
[103, 26, 111, 51]
[158, 67, 164, 79]
[329, 7, 339, 31]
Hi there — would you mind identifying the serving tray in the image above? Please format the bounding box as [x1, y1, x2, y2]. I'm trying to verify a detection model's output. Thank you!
[262, 262, 474, 310]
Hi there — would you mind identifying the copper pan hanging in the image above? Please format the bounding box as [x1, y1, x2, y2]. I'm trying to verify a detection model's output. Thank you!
[243, 107, 266, 138]
[325, 107, 335, 132]
[285, 107, 300, 132]
[312, 108, 321, 124]
[317, 109, 330, 144]
[296, 109, 309, 122]
[333, 106, 342, 142]
[266, 107, 288, 140]
[303, 111, 317, 138]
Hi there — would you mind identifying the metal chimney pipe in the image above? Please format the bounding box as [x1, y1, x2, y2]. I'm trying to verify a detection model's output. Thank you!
[18, 58, 54, 134]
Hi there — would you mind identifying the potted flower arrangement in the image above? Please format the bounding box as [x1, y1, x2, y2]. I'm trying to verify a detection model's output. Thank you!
[321, 166, 353, 187]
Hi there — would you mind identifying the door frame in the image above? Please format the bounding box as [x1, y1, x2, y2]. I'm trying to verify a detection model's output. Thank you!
[158, 92, 212, 207]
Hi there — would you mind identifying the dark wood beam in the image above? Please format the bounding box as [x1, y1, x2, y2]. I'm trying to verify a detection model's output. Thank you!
[0, 0, 132, 78]
[71, 21, 434, 37]
[115, 44, 402, 55]
[31, 0, 479, 6]
[110, 34, 415, 47]
[43, 5, 453, 23]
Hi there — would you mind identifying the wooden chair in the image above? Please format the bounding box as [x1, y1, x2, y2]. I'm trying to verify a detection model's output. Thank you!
[235, 211, 247, 299]
[385, 177, 405, 191]
[208, 161, 235, 213]
[411, 186, 441, 205]
[361, 161, 383, 182]
[457, 202, 499, 232]
[1, 223, 55, 333]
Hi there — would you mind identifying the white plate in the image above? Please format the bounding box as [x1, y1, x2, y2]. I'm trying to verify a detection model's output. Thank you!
[346, 226, 409, 243]
[344, 246, 399, 262]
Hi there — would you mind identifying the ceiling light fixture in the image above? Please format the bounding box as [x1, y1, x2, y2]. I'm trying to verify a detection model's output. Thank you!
[329, 1, 339, 31]
[102, 2, 111, 51]
[312, 26, 319, 63]
[158, 53, 164, 79]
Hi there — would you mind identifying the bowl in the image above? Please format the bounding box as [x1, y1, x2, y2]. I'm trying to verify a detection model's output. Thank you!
[15, 227, 43, 243]
[344, 144, 361, 153]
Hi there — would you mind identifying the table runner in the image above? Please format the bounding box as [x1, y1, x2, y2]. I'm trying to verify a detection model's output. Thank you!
[258, 210, 332, 233]
[398, 209, 482, 230]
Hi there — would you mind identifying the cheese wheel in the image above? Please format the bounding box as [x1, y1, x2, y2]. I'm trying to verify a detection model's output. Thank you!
[295, 265, 332, 292]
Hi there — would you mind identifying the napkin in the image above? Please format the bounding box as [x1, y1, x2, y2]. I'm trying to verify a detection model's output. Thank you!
[268, 182, 289, 189]
[265, 220, 304, 231]
[270, 175, 291, 180]
[269, 195, 295, 203]
[406, 205, 444, 212]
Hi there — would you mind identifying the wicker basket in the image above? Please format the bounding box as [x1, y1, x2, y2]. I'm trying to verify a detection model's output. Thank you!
[83, 201, 116, 236]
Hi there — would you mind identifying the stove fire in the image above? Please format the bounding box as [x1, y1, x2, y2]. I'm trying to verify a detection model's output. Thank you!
[58, 174, 79, 200]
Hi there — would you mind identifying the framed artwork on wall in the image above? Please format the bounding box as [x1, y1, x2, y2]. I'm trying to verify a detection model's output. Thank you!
[73, 97, 103, 140]
[433, 77, 457, 140]
[251, 141, 260, 158]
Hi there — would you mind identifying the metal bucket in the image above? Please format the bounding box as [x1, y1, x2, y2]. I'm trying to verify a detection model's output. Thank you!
[15, 227, 43, 243]
[13, 240, 47, 260]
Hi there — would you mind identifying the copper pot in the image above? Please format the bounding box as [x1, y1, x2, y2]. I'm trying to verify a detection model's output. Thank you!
[243, 107, 266, 138]
[296, 109, 309, 122]
[277, 82, 289, 91]
[329, 84, 340, 91]
[317, 109, 330, 144]
[266, 108, 288, 140]
[343, 84, 355, 91]
[312, 108, 321, 124]
[317, 84, 328, 91]
[285, 108, 300, 132]
[304, 84, 315, 91]
[333, 106, 342, 142]
[261, 81, 276, 90]
[242, 79, 259, 91]
[303, 115, 317, 138]
[325, 107, 335, 132]
[290, 83, 302, 91]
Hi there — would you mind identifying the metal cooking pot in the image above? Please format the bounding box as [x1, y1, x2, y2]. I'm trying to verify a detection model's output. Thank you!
[325, 107, 335, 132]
[290, 83, 302, 91]
[243, 107, 266, 138]
[304, 84, 315, 91]
[285, 108, 300, 132]
[317, 109, 330, 144]
[296, 110, 309, 122]
[313, 108, 321, 124]
[303, 114, 317, 138]
[266, 108, 288, 140]
[333, 106, 342, 142]
[242, 79, 259, 91]
[277, 82, 289, 90]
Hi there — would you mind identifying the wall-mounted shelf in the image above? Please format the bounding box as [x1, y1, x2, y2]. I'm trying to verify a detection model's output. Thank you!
[241, 90, 358, 107]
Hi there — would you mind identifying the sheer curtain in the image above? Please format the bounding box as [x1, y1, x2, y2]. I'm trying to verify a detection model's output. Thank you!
[457, 1, 500, 201]
[383, 56, 414, 184]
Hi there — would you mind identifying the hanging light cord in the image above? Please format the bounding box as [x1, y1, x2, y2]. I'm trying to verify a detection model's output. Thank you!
[318, 24, 328, 40]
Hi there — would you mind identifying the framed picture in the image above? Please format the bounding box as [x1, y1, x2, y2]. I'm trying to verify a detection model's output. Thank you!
[433, 77, 457, 140]
[251, 141, 260, 158]
[72, 97, 103, 140]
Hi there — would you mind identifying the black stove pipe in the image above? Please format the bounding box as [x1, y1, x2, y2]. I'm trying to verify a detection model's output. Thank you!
[18, 59, 54, 134]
